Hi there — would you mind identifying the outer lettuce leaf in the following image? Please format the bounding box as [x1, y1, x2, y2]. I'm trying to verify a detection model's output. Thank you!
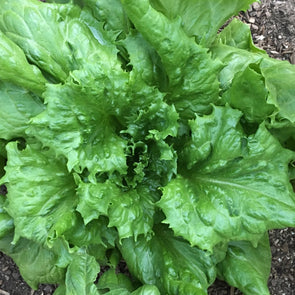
[97, 269, 134, 292]
[97, 269, 161, 295]
[222, 64, 275, 123]
[268, 120, 295, 152]
[101, 285, 160, 295]
[131, 285, 160, 295]
[1, 142, 77, 244]
[0, 0, 124, 83]
[0, 234, 65, 289]
[211, 42, 295, 122]
[158, 106, 295, 251]
[216, 18, 266, 54]
[65, 251, 100, 295]
[77, 181, 156, 240]
[64, 19, 126, 83]
[0, 82, 44, 140]
[217, 234, 271, 295]
[260, 58, 295, 123]
[211, 42, 295, 127]
[148, 0, 255, 45]
[28, 82, 128, 179]
[0, 31, 46, 95]
[121, 0, 221, 118]
[210, 43, 265, 91]
[120, 225, 216, 295]
[0, 0, 79, 81]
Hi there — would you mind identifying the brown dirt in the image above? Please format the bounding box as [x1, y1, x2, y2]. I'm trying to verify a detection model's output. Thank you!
[1, 0, 295, 294]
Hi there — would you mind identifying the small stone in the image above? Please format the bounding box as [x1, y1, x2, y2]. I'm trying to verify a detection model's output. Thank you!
[252, 2, 260, 10]
[251, 24, 259, 30]
[249, 17, 256, 24]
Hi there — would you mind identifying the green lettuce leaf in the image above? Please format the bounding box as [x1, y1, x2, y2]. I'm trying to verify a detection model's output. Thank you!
[217, 233, 271, 295]
[0, 82, 44, 140]
[148, 0, 255, 45]
[131, 285, 160, 295]
[63, 214, 117, 250]
[222, 64, 275, 123]
[28, 82, 128, 179]
[77, 181, 156, 240]
[97, 269, 134, 292]
[158, 106, 295, 251]
[0, 0, 79, 81]
[118, 30, 167, 91]
[0, 196, 14, 238]
[65, 251, 100, 295]
[82, 0, 130, 35]
[211, 43, 295, 124]
[0, 31, 46, 95]
[210, 43, 265, 91]
[121, 0, 221, 118]
[2, 141, 77, 244]
[216, 18, 266, 54]
[120, 225, 216, 295]
[260, 58, 295, 123]
[97, 268, 161, 295]
[0, 234, 65, 289]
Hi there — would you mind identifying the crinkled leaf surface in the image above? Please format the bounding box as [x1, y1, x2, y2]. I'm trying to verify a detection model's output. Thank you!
[0, 82, 44, 140]
[148, 0, 255, 45]
[158, 106, 295, 251]
[120, 225, 216, 295]
[0, 0, 79, 81]
[63, 214, 117, 249]
[210, 43, 265, 91]
[77, 181, 156, 240]
[121, 0, 221, 118]
[260, 58, 295, 123]
[28, 82, 128, 178]
[0, 30, 46, 95]
[222, 64, 275, 123]
[217, 233, 271, 295]
[65, 251, 100, 295]
[2, 142, 77, 244]
[211, 42, 295, 126]
[216, 18, 266, 54]
[0, 0, 295, 293]
[83, 0, 130, 35]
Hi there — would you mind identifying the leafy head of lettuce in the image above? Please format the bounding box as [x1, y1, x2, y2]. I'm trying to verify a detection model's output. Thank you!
[0, 0, 294, 294]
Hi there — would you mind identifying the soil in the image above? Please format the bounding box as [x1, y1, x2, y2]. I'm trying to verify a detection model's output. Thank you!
[0, 0, 295, 294]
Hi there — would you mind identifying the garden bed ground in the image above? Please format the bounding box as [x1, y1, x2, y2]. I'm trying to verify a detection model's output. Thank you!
[0, 0, 295, 294]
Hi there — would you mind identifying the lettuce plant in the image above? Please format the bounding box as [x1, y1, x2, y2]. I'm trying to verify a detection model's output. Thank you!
[0, 0, 295, 294]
